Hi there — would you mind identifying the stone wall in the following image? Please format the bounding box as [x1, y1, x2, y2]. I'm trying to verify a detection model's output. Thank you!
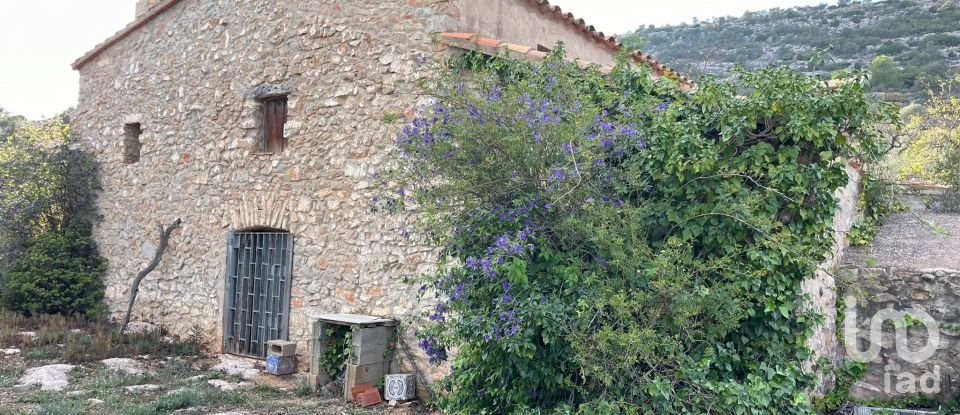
[74, 0, 464, 381]
[76, 0, 627, 387]
[800, 162, 862, 395]
[841, 266, 960, 400]
[452, 0, 619, 65]
[839, 193, 960, 400]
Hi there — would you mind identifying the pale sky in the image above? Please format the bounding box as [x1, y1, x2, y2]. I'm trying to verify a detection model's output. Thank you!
[0, 0, 836, 120]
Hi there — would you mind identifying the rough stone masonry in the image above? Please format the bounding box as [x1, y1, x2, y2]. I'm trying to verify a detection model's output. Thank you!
[73, 0, 463, 379]
[71, 0, 627, 381]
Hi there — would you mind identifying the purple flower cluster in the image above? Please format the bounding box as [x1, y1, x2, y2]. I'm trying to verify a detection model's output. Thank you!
[585, 111, 646, 154]
[418, 335, 447, 364]
[463, 227, 536, 279]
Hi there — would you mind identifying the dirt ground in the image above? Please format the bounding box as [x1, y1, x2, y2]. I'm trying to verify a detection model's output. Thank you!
[0, 315, 425, 415]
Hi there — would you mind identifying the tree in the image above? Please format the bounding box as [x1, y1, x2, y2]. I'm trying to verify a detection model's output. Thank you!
[899, 74, 960, 211]
[0, 117, 99, 242]
[618, 33, 645, 52]
[0, 113, 106, 316]
[869, 55, 903, 90]
[0, 107, 26, 140]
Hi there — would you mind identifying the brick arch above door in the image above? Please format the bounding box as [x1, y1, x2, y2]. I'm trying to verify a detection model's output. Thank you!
[229, 191, 292, 232]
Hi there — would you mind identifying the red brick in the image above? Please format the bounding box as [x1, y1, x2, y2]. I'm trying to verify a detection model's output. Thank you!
[474, 37, 501, 48]
[351, 383, 373, 401]
[357, 388, 382, 407]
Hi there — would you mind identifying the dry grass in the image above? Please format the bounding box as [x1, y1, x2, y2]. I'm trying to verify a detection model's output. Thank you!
[0, 311, 412, 415]
[0, 310, 203, 364]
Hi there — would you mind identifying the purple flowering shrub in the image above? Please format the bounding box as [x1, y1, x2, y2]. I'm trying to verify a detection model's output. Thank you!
[377, 48, 896, 413]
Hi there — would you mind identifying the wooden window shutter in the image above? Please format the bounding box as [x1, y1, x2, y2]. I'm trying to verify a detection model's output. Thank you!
[262, 97, 288, 153]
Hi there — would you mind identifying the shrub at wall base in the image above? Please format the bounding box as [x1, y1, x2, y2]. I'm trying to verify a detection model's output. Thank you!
[1, 221, 106, 316]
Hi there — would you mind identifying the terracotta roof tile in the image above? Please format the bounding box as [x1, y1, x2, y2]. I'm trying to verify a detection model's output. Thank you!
[524, 0, 693, 89]
[502, 43, 532, 54]
[525, 49, 548, 60]
[474, 37, 503, 48]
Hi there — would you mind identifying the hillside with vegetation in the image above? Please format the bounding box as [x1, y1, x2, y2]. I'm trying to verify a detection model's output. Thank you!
[625, 0, 960, 103]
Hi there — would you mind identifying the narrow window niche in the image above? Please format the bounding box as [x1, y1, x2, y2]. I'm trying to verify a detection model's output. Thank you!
[261, 96, 288, 154]
[123, 123, 142, 164]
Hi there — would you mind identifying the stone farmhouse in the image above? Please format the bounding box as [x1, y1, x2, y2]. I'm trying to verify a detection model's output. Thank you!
[71, 0, 689, 375]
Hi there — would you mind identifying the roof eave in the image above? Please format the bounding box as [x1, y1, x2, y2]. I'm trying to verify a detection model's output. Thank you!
[71, 0, 184, 70]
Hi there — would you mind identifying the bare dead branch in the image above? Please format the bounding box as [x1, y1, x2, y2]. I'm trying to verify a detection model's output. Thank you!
[120, 218, 182, 332]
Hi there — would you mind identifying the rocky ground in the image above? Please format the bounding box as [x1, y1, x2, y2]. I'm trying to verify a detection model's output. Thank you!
[0, 316, 422, 415]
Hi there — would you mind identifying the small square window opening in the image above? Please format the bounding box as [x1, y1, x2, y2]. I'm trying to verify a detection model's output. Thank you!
[123, 123, 142, 164]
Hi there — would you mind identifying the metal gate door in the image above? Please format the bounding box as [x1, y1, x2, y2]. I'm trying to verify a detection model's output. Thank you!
[223, 232, 293, 358]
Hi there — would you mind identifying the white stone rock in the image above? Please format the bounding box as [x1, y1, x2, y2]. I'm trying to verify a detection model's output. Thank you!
[17, 364, 75, 391]
[17, 331, 37, 339]
[206, 379, 252, 392]
[101, 358, 146, 375]
[210, 354, 259, 380]
[88, 398, 105, 405]
[1, 348, 21, 356]
[123, 321, 161, 334]
[124, 384, 161, 393]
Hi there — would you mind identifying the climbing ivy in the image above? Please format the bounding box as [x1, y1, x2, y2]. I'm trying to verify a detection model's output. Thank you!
[377, 47, 898, 414]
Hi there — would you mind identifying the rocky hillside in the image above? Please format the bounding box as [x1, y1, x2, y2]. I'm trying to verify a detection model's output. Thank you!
[626, 0, 960, 103]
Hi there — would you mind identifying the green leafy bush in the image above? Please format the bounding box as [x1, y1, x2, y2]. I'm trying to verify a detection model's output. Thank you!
[899, 74, 960, 212]
[0, 114, 104, 316]
[847, 172, 903, 246]
[1, 221, 106, 316]
[378, 48, 895, 414]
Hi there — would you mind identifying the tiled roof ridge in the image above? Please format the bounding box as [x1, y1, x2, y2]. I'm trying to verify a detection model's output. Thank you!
[72, 0, 183, 70]
[525, 0, 692, 87]
[437, 33, 695, 92]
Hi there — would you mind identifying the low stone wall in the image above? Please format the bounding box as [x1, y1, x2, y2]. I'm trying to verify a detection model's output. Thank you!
[801, 162, 861, 395]
[840, 266, 960, 400]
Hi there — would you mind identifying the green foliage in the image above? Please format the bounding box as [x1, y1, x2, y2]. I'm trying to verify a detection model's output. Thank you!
[0, 113, 104, 316]
[869, 55, 903, 91]
[899, 74, 960, 212]
[618, 34, 646, 52]
[379, 48, 895, 414]
[847, 172, 902, 246]
[0, 107, 26, 140]
[1, 221, 106, 316]
[628, 0, 960, 102]
[813, 360, 868, 413]
[383, 111, 403, 124]
[318, 325, 352, 377]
